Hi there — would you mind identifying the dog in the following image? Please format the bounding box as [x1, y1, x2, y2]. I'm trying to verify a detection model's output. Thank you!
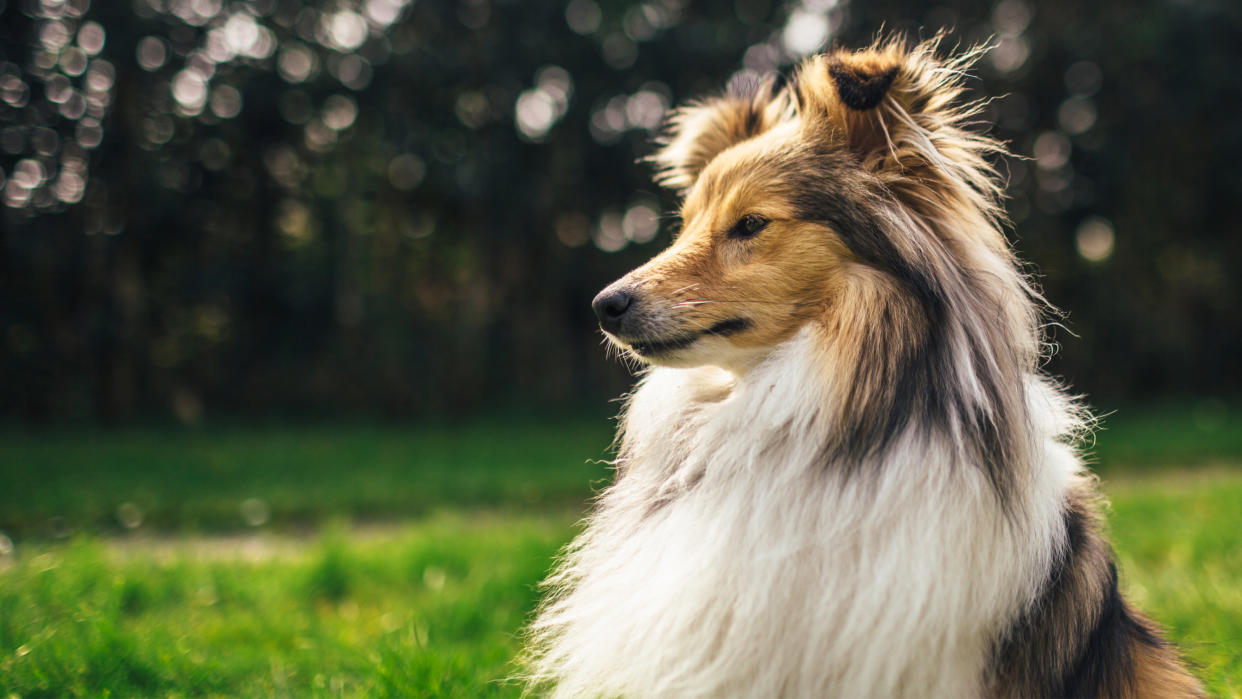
[524, 37, 1201, 697]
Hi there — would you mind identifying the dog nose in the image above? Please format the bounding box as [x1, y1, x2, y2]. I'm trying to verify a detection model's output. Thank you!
[592, 288, 634, 334]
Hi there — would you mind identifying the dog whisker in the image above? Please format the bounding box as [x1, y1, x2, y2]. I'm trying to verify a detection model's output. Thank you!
[673, 299, 813, 308]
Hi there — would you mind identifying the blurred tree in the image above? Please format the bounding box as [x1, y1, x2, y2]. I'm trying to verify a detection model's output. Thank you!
[0, 0, 1239, 423]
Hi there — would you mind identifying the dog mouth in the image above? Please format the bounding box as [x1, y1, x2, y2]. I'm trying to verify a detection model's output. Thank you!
[620, 318, 752, 357]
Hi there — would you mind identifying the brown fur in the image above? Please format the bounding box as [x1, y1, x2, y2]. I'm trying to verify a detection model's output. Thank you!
[1130, 638, 1207, 698]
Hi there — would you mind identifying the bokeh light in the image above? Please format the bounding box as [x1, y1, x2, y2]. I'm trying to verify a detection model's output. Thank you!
[387, 154, 425, 191]
[77, 20, 106, 55]
[1075, 217, 1116, 263]
[137, 36, 168, 71]
[326, 10, 368, 51]
[514, 66, 574, 142]
[783, 9, 831, 57]
[622, 199, 660, 244]
[321, 94, 358, 131]
[593, 210, 627, 252]
[366, 0, 413, 27]
[209, 84, 243, 119]
[278, 44, 316, 83]
[116, 503, 143, 529]
[565, 0, 602, 35]
[1033, 131, 1071, 170]
[240, 498, 271, 527]
[1058, 97, 1097, 135]
[172, 69, 209, 114]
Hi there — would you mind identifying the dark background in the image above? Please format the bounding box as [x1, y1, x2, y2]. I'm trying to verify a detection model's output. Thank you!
[2, 0, 1240, 424]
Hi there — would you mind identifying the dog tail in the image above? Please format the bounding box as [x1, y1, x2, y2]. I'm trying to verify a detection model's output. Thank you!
[1128, 617, 1204, 698]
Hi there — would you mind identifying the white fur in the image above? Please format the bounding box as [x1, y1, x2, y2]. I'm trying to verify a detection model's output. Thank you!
[526, 326, 1087, 698]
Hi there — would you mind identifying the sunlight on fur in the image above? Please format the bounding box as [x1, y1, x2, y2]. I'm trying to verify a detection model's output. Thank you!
[522, 36, 1201, 698]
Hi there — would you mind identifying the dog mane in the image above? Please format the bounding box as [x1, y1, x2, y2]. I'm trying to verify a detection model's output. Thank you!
[653, 36, 1046, 498]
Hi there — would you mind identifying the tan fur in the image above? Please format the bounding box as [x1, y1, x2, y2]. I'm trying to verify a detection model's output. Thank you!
[625, 136, 855, 363]
[1130, 637, 1206, 698]
[649, 82, 795, 192]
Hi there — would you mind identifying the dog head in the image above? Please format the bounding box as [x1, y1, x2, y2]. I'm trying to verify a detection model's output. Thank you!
[592, 38, 1020, 372]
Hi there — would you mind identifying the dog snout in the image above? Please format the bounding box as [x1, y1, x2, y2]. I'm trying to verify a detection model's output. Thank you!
[592, 287, 635, 334]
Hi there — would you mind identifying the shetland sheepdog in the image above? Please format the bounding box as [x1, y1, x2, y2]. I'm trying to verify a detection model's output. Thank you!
[524, 38, 1201, 698]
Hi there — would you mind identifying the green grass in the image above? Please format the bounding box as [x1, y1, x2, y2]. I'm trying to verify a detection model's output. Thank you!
[0, 419, 613, 539]
[1107, 469, 1242, 697]
[0, 515, 576, 697]
[0, 409, 1239, 696]
[1090, 400, 1242, 472]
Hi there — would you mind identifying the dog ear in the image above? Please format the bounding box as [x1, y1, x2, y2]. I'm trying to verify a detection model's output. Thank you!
[649, 76, 793, 192]
[826, 52, 899, 112]
[790, 41, 907, 157]
[792, 37, 999, 180]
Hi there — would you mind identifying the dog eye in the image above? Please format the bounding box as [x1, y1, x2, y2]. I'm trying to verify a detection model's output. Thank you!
[728, 214, 769, 240]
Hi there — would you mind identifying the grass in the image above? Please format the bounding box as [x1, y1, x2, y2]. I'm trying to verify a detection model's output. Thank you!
[1090, 399, 1242, 472]
[0, 516, 575, 697]
[1107, 469, 1242, 697]
[0, 408, 1239, 696]
[0, 418, 614, 539]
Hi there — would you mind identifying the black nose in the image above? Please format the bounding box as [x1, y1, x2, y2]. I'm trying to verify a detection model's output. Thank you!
[592, 288, 634, 334]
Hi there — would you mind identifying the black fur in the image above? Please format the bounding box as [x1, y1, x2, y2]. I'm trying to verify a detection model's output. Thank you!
[1059, 562, 1162, 696]
[990, 499, 1175, 697]
[628, 317, 753, 358]
[783, 157, 1018, 497]
[827, 59, 897, 111]
[705, 318, 752, 337]
[630, 332, 701, 357]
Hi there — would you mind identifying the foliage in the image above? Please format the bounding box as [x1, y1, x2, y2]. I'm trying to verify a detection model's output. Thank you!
[1, 0, 1239, 422]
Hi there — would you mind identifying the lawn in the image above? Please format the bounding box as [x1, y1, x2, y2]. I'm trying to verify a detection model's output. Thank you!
[1, 408, 1239, 696]
[0, 418, 615, 539]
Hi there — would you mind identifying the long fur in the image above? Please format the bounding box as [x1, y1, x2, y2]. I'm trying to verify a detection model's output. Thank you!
[523, 36, 1200, 698]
